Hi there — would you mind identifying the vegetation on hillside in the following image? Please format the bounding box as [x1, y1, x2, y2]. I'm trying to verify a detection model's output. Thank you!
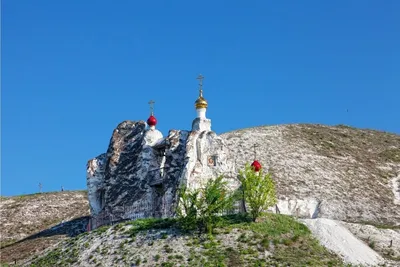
[177, 164, 277, 235]
[0, 191, 89, 265]
[238, 164, 277, 222]
[28, 214, 347, 267]
[27, 168, 343, 266]
[177, 175, 237, 235]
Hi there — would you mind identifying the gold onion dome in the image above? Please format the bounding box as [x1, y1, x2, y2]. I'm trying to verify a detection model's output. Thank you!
[195, 90, 208, 109]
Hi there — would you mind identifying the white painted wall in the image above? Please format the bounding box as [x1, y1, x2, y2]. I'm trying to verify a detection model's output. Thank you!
[196, 108, 206, 119]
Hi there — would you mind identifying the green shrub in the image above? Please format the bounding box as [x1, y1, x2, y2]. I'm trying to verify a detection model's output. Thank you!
[177, 175, 236, 235]
[238, 164, 277, 222]
[199, 176, 236, 235]
[176, 186, 200, 231]
[161, 232, 168, 239]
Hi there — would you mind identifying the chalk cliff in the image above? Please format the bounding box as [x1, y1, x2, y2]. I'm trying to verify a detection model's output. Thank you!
[87, 119, 236, 228]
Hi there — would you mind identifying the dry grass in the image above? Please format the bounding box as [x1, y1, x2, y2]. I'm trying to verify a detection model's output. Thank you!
[0, 191, 90, 264]
[0, 235, 66, 264]
[0, 191, 89, 244]
[222, 124, 400, 225]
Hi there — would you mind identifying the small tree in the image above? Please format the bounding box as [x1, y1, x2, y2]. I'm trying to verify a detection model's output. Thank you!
[198, 175, 236, 235]
[238, 163, 277, 222]
[177, 175, 236, 235]
[176, 186, 200, 231]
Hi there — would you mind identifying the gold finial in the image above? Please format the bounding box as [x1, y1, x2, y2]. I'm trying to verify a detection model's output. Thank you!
[195, 74, 208, 109]
[148, 100, 155, 115]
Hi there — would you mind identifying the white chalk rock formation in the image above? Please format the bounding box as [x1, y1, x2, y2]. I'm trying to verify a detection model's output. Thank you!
[86, 119, 236, 228]
[87, 122, 400, 233]
[302, 218, 384, 266]
[273, 197, 321, 218]
[86, 153, 106, 215]
[342, 221, 400, 261]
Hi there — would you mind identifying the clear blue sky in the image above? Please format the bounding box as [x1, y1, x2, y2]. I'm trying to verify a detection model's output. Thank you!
[2, 1, 399, 196]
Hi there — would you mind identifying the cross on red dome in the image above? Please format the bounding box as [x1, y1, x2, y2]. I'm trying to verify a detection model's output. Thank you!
[147, 115, 157, 127]
[251, 160, 262, 172]
[147, 100, 157, 127]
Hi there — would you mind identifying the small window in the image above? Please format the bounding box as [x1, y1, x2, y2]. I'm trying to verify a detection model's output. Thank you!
[207, 155, 217, 167]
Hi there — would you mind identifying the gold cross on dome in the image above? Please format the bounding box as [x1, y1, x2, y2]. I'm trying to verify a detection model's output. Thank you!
[196, 74, 204, 88]
[196, 74, 205, 96]
[148, 100, 155, 115]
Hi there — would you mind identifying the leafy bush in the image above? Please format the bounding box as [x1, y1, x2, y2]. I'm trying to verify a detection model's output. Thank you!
[199, 176, 236, 235]
[176, 186, 200, 231]
[238, 164, 277, 222]
[177, 175, 236, 235]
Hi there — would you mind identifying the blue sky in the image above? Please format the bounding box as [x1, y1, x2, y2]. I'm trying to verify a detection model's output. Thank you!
[2, 1, 399, 196]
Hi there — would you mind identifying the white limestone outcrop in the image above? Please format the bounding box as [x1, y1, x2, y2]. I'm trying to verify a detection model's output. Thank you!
[391, 173, 400, 205]
[86, 153, 106, 215]
[302, 218, 384, 266]
[273, 197, 321, 218]
[86, 119, 237, 228]
[87, 122, 400, 230]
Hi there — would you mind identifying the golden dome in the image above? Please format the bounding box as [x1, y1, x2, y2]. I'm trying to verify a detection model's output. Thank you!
[195, 90, 208, 109]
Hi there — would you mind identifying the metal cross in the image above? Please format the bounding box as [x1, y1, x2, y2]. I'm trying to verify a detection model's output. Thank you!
[148, 100, 155, 115]
[39, 182, 42, 193]
[253, 143, 260, 160]
[196, 74, 204, 88]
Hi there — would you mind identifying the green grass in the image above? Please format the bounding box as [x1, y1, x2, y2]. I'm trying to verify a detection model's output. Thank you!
[29, 248, 70, 267]
[124, 217, 176, 236]
[29, 214, 350, 267]
[93, 224, 111, 234]
[231, 213, 311, 236]
[188, 213, 346, 267]
[176, 213, 347, 266]
[379, 148, 400, 162]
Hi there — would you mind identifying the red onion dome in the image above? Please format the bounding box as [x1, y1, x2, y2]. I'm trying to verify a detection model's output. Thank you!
[251, 160, 262, 172]
[147, 115, 157, 126]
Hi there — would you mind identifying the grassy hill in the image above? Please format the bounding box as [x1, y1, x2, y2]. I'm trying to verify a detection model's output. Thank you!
[26, 214, 346, 267]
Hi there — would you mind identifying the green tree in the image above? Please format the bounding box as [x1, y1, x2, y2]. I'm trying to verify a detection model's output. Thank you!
[238, 163, 277, 222]
[176, 186, 200, 231]
[177, 175, 236, 235]
[198, 175, 236, 235]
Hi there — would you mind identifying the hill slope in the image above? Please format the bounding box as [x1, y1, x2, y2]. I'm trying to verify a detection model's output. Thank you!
[1, 124, 400, 266]
[0, 191, 89, 264]
[26, 215, 348, 267]
[222, 124, 400, 225]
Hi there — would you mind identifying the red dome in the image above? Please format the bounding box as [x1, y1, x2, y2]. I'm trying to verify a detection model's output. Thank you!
[147, 115, 157, 126]
[251, 160, 262, 172]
